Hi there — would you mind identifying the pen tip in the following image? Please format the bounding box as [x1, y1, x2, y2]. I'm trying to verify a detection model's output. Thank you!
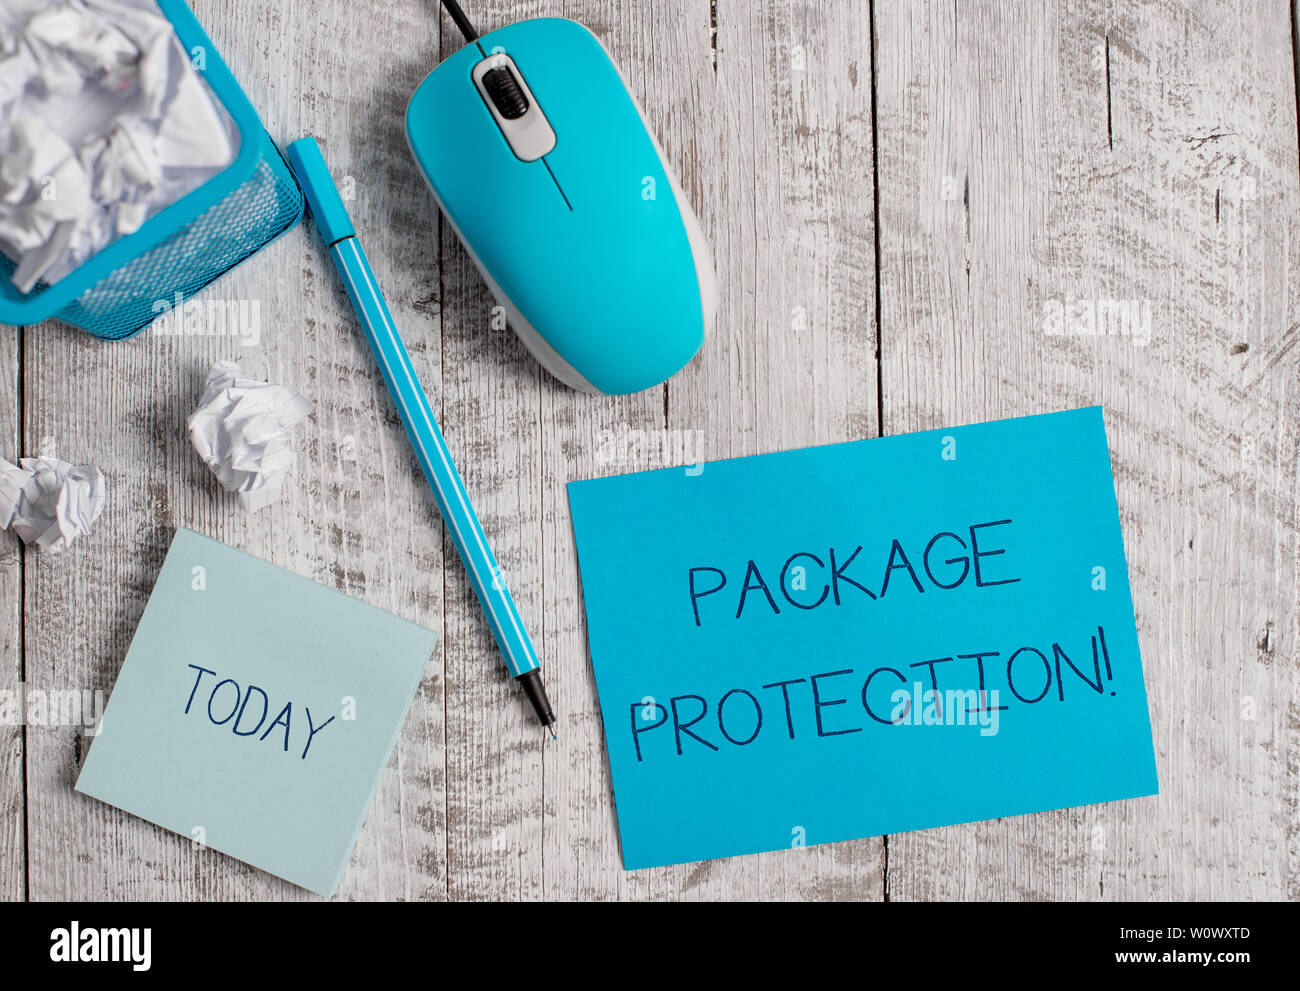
[549, 724, 558, 741]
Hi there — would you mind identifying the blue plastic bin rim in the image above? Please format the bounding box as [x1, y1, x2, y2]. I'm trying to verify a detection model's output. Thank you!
[0, 0, 268, 326]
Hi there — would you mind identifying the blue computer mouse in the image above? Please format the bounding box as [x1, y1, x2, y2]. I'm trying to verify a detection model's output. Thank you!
[405, 17, 716, 396]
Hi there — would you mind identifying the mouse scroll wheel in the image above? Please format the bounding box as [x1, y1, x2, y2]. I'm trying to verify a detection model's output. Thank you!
[482, 66, 530, 120]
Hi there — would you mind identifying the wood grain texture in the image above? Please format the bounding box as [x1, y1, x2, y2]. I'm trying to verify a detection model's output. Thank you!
[0, 326, 21, 900]
[436, 2, 549, 901]
[874, 0, 1300, 899]
[3, 0, 1297, 901]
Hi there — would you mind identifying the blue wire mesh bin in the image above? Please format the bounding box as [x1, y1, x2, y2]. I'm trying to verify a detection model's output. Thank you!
[0, 1, 303, 341]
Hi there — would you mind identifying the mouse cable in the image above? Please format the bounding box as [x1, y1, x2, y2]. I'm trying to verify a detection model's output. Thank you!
[440, 0, 479, 43]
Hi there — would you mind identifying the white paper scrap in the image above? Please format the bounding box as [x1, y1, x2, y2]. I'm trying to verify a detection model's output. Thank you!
[187, 361, 313, 513]
[0, 455, 107, 553]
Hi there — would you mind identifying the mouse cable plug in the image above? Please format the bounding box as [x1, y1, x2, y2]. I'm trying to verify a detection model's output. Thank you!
[440, 0, 480, 43]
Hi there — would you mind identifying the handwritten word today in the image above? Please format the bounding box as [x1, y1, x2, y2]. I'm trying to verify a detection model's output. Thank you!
[687, 520, 1019, 626]
[629, 624, 1117, 761]
[183, 665, 335, 760]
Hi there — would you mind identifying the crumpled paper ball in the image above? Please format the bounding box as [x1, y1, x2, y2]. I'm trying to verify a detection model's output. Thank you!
[187, 361, 313, 512]
[0, 455, 107, 553]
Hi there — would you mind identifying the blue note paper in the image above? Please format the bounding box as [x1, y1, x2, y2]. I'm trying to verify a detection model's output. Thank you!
[76, 528, 438, 895]
[568, 407, 1158, 870]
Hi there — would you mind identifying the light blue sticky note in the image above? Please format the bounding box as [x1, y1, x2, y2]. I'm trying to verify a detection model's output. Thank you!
[76, 528, 437, 896]
[567, 407, 1158, 870]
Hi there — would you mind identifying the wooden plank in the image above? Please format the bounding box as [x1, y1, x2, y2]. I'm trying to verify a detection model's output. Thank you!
[0, 324, 21, 901]
[532, 0, 695, 901]
[22, 0, 449, 900]
[432, 0, 882, 899]
[436, 1, 547, 900]
[874, 0, 1300, 899]
[20, 0, 1296, 903]
[532, 0, 882, 899]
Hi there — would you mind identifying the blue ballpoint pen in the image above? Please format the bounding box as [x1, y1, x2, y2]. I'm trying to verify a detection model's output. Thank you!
[285, 137, 556, 738]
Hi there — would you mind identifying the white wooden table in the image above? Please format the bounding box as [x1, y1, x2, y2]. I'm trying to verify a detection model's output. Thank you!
[1, 0, 1297, 901]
